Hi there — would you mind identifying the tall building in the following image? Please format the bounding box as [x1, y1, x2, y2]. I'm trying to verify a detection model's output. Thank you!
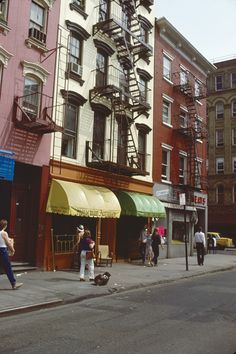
[153, 17, 215, 257]
[43, 0, 166, 269]
[0, 1, 61, 265]
[207, 57, 236, 243]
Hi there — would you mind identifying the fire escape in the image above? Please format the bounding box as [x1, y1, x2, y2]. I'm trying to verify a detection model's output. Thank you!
[87, 0, 152, 176]
[172, 71, 207, 191]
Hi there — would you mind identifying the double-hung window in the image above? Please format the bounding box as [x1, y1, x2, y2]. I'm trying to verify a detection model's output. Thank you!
[232, 128, 236, 146]
[29, 1, 46, 44]
[194, 79, 201, 98]
[99, 0, 109, 21]
[232, 157, 236, 173]
[216, 158, 224, 174]
[161, 144, 172, 182]
[179, 153, 187, 185]
[215, 75, 223, 91]
[231, 73, 236, 88]
[216, 184, 224, 204]
[0, 0, 8, 22]
[180, 68, 188, 85]
[163, 55, 172, 81]
[232, 100, 236, 117]
[62, 103, 78, 159]
[22, 75, 41, 119]
[216, 129, 224, 147]
[162, 94, 173, 125]
[216, 102, 224, 119]
[179, 106, 188, 128]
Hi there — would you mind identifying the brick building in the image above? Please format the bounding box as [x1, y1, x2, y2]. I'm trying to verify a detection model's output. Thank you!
[207, 57, 236, 244]
[153, 17, 215, 257]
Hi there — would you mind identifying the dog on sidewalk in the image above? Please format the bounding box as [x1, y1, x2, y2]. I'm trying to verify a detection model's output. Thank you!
[94, 272, 111, 286]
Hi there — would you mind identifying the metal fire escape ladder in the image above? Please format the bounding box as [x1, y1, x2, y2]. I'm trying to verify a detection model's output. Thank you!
[112, 94, 141, 169]
[182, 82, 201, 189]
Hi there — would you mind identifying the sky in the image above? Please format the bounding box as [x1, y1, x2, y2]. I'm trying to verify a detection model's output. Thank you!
[154, 0, 236, 63]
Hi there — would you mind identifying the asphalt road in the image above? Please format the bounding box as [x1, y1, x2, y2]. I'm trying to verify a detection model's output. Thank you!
[1, 270, 235, 354]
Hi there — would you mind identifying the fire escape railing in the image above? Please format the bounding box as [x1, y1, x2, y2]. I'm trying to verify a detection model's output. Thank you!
[13, 93, 63, 134]
[172, 72, 207, 190]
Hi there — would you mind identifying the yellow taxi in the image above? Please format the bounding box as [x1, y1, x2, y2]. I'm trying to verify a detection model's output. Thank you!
[207, 232, 234, 249]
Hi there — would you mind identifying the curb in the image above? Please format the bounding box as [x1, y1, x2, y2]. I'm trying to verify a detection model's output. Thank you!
[1, 266, 235, 318]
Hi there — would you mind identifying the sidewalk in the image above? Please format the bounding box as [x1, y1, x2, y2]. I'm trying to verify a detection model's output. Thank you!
[0, 253, 235, 317]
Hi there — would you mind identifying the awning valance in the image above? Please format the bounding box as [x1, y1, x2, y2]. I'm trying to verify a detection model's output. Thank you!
[116, 191, 166, 218]
[46, 179, 121, 218]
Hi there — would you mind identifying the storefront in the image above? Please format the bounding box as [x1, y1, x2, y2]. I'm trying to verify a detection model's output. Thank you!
[153, 183, 207, 258]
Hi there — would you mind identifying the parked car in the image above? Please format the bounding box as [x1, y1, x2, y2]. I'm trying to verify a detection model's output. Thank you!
[207, 232, 234, 249]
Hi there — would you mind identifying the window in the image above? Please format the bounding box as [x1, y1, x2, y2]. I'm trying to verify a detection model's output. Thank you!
[215, 102, 224, 119]
[232, 128, 236, 146]
[180, 68, 188, 85]
[195, 116, 202, 138]
[139, 76, 148, 101]
[195, 160, 202, 188]
[96, 51, 107, 87]
[232, 157, 236, 173]
[92, 111, 106, 161]
[0, 0, 8, 22]
[216, 129, 224, 147]
[215, 75, 223, 90]
[138, 130, 146, 171]
[194, 79, 201, 98]
[179, 109, 188, 128]
[216, 184, 224, 204]
[163, 56, 172, 81]
[162, 149, 171, 181]
[61, 103, 78, 159]
[70, 34, 82, 65]
[179, 154, 187, 185]
[99, 0, 109, 21]
[162, 99, 171, 125]
[29, 1, 46, 44]
[232, 100, 236, 117]
[22, 75, 41, 119]
[233, 185, 236, 203]
[140, 24, 148, 43]
[231, 73, 236, 88]
[216, 158, 224, 174]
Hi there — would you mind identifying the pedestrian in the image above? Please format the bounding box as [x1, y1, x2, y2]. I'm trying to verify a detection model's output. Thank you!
[194, 226, 206, 266]
[139, 224, 148, 264]
[79, 229, 95, 282]
[0, 219, 23, 290]
[207, 235, 213, 254]
[151, 227, 162, 266]
[73, 225, 85, 268]
[145, 230, 153, 266]
[212, 235, 217, 254]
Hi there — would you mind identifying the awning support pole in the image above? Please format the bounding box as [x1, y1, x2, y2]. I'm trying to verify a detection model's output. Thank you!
[96, 218, 102, 252]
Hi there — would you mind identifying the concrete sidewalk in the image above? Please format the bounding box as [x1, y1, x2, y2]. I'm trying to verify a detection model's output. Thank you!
[0, 253, 235, 317]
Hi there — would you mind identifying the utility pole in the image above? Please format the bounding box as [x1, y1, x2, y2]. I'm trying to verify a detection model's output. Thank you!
[180, 193, 189, 271]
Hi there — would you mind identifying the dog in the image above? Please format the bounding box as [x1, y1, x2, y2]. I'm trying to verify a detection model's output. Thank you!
[94, 272, 111, 286]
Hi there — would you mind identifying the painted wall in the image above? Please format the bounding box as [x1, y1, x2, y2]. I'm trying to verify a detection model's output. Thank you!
[0, 0, 60, 166]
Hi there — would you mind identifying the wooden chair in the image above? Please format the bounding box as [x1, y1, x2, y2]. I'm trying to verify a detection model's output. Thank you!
[96, 245, 113, 267]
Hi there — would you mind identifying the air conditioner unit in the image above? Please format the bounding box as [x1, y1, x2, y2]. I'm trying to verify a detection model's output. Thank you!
[68, 62, 83, 77]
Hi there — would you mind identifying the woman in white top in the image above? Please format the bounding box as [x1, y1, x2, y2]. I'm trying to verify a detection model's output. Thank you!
[0, 219, 23, 290]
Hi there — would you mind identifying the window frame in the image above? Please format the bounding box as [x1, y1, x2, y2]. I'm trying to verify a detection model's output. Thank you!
[216, 129, 224, 147]
[162, 97, 172, 125]
[28, 0, 47, 46]
[22, 75, 42, 119]
[232, 100, 236, 117]
[231, 73, 236, 88]
[61, 102, 78, 159]
[215, 101, 224, 120]
[161, 144, 172, 182]
[215, 75, 223, 91]
[232, 128, 236, 146]
[163, 55, 172, 81]
[0, 0, 8, 23]
[179, 153, 187, 185]
[232, 157, 236, 173]
[216, 157, 224, 174]
[216, 184, 224, 204]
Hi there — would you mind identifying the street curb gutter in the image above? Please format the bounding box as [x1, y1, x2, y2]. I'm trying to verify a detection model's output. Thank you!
[1, 266, 235, 318]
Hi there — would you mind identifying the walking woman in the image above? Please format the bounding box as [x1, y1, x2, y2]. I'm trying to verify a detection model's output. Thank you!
[0, 219, 23, 290]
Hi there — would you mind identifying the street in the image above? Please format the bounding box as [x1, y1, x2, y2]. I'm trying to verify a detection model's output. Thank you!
[0, 270, 235, 354]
